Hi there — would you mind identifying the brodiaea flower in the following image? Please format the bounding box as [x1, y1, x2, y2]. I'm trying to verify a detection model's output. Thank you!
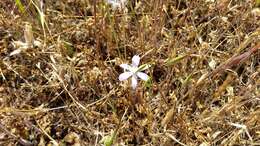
[119, 55, 150, 89]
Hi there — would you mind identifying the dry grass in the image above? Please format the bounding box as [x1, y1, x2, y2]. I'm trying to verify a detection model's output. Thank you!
[0, 0, 260, 145]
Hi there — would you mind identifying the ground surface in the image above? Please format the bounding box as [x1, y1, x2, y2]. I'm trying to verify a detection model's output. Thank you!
[0, 0, 260, 145]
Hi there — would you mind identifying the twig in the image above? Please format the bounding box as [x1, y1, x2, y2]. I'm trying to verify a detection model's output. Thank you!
[165, 133, 187, 146]
[35, 120, 58, 146]
[209, 43, 260, 77]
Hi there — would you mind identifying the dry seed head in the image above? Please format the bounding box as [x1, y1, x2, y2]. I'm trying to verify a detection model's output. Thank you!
[161, 107, 175, 127]
[24, 22, 34, 47]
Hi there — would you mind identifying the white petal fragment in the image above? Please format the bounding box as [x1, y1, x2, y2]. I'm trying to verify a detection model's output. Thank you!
[119, 72, 133, 81]
[9, 49, 22, 56]
[137, 72, 149, 81]
[131, 75, 138, 89]
[120, 64, 131, 71]
[132, 55, 140, 67]
[106, 0, 127, 10]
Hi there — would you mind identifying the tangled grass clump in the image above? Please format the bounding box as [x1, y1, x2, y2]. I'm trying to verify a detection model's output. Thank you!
[0, 0, 259, 145]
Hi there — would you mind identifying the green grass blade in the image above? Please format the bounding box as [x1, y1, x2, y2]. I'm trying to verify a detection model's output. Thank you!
[164, 54, 188, 66]
[15, 0, 25, 13]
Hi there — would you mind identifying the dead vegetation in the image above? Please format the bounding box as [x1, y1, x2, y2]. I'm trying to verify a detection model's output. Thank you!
[0, 0, 259, 145]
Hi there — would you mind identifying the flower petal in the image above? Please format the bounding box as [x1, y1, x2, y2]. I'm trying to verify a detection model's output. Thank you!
[131, 75, 138, 89]
[137, 72, 149, 81]
[120, 64, 131, 71]
[119, 72, 133, 81]
[132, 55, 140, 67]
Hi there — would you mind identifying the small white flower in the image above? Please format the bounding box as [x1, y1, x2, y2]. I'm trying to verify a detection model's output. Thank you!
[106, 0, 127, 10]
[119, 55, 150, 89]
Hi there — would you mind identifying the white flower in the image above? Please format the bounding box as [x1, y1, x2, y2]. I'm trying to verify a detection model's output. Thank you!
[119, 55, 150, 89]
[106, 0, 127, 10]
